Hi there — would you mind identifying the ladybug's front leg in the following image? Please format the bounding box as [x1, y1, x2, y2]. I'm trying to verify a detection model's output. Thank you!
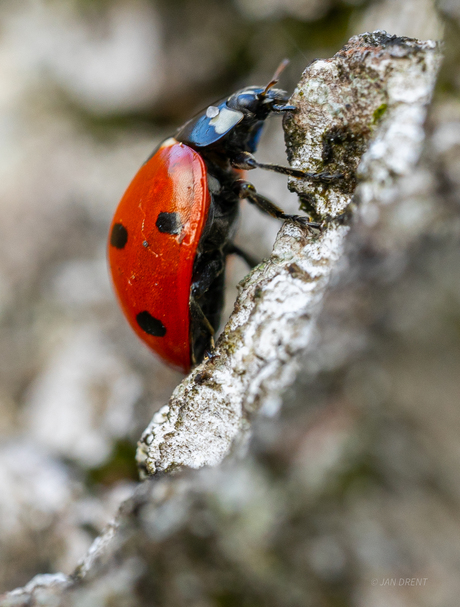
[234, 180, 321, 227]
[232, 151, 343, 182]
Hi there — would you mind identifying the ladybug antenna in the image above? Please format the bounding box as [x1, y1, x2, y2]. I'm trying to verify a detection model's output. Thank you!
[260, 58, 289, 98]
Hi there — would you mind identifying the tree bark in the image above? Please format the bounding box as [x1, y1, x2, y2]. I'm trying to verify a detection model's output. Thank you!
[4, 29, 457, 607]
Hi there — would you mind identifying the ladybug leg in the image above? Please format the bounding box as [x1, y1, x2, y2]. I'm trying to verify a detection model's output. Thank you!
[190, 297, 215, 339]
[189, 256, 226, 365]
[191, 258, 225, 299]
[226, 243, 259, 269]
[189, 296, 215, 366]
[231, 151, 343, 182]
[235, 180, 321, 227]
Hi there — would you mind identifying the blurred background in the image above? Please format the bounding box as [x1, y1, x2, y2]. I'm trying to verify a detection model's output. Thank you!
[0, 0, 442, 594]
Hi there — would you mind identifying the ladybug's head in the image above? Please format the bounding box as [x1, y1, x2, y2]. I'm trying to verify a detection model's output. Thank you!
[175, 60, 295, 150]
[226, 85, 294, 120]
[227, 59, 295, 119]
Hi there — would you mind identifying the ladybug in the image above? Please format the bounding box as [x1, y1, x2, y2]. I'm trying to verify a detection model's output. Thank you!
[108, 61, 336, 372]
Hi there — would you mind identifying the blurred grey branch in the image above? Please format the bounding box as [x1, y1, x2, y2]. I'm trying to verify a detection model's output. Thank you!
[4, 29, 457, 607]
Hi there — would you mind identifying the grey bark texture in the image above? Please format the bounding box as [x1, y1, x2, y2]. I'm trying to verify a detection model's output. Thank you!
[4, 28, 460, 607]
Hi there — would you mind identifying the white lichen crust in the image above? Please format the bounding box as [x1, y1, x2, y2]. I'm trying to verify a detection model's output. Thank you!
[136, 31, 441, 477]
[138, 223, 348, 475]
[285, 30, 441, 219]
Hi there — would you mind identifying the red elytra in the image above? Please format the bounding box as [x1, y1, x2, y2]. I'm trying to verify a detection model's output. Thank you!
[108, 139, 211, 372]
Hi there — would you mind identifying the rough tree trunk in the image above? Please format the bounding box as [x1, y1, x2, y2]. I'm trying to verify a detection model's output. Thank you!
[3, 27, 460, 607]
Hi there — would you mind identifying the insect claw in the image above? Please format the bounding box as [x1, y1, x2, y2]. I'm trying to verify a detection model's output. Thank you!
[272, 104, 297, 112]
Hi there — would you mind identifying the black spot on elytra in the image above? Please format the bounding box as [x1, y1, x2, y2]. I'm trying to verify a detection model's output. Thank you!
[156, 212, 182, 235]
[136, 311, 167, 337]
[110, 223, 128, 249]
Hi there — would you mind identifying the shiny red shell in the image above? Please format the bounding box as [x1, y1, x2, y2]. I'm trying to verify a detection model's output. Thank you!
[108, 139, 211, 372]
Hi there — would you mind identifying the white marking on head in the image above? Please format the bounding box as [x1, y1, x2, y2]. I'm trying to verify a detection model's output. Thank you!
[209, 107, 243, 134]
[206, 106, 220, 118]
